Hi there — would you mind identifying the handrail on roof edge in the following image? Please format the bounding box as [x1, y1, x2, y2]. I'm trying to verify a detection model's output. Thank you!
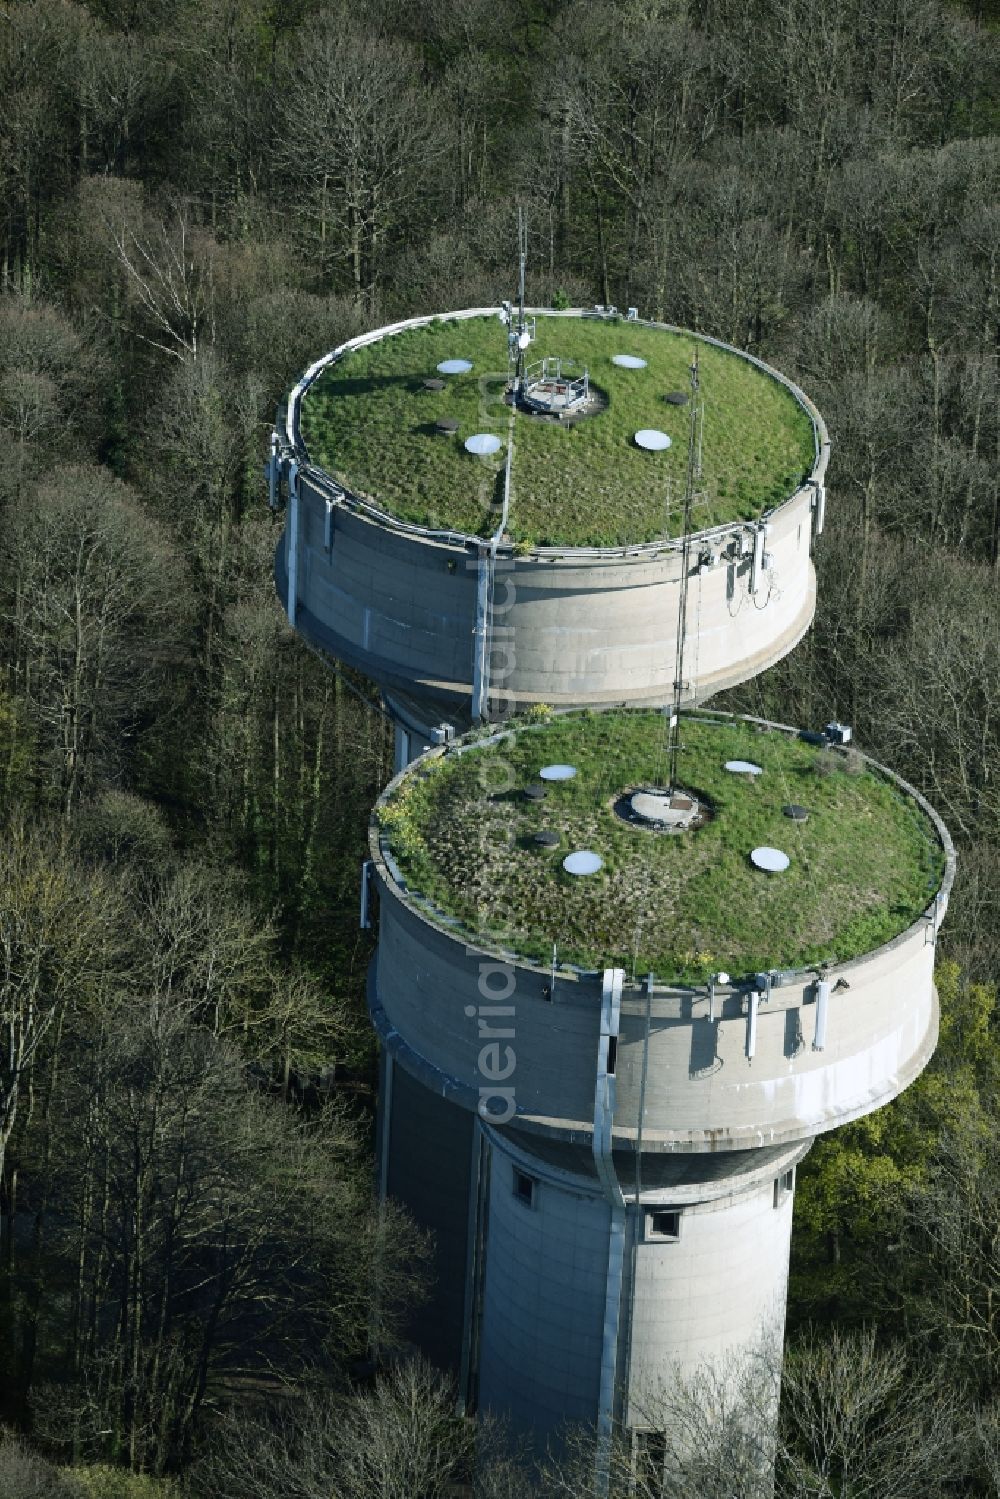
[280, 308, 831, 559]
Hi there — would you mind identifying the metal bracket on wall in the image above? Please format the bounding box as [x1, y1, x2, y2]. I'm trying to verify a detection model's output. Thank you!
[746, 972, 773, 1061]
[285, 459, 300, 627]
[749, 521, 770, 596]
[265, 431, 280, 510]
[813, 978, 830, 1051]
[359, 858, 374, 929]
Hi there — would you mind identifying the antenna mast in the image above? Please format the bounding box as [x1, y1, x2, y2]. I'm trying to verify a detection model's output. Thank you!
[515, 207, 528, 393]
[666, 350, 701, 792]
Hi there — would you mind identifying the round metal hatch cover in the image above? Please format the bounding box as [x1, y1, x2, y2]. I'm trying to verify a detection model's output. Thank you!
[563, 850, 603, 875]
[750, 846, 791, 873]
[634, 428, 672, 451]
[464, 432, 502, 456]
[783, 804, 810, 822]
[539, 764, 577, 781]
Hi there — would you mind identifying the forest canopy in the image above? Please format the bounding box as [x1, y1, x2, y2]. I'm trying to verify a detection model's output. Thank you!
[1, 0, 999, 1493]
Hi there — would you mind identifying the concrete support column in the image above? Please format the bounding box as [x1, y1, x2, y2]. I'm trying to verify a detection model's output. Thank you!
[379, 1057, 477, 1375]
[475, 1127, 809, 1458]
[624, 1171, 796, 1428]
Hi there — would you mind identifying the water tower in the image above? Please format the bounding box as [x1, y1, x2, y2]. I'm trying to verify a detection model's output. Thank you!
[271, 305, 952, 1476]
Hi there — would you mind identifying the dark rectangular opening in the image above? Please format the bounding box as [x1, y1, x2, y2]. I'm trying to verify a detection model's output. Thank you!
[513, 1168, 536, 1207]
[606, 1035, 618, 1075]
[774, 1167, 795, 1207]
[647, 1209, 680, 1241]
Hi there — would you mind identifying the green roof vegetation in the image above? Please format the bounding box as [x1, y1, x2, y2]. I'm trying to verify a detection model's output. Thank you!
[299, 314, 816, 547]
[377, 711, 944, 984]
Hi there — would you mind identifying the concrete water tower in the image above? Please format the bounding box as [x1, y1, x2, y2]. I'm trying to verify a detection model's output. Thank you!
[271, 307, 953, 1476]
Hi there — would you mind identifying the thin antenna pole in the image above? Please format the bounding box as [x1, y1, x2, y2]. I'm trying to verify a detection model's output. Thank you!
[666, 351, 700, 792]
[516, 207, 528, 392]
[695, 394, 704, 483]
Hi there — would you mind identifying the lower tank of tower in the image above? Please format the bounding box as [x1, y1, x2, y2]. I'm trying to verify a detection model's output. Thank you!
[366, 709, 953, 1454]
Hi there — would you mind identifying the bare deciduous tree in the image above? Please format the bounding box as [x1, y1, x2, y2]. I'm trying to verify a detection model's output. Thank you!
[276, 20, 441, 300]
[3, 464, 188, 814]
[778, 1327, 968, 1498]
[106, 197, 214, 362]
[189, 1360, 532, 1499]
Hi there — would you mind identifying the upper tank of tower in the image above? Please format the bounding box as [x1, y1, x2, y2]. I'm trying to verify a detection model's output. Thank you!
[273, 310, 829, 726]
[368, 709, 954, 1151]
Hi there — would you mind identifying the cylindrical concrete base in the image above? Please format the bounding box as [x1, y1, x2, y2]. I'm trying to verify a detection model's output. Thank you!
[475, 1126, 808, 1454]
[379, 1053, 477, 1374]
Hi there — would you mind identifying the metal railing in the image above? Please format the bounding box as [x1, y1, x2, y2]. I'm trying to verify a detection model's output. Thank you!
[522, 355, 589, 410]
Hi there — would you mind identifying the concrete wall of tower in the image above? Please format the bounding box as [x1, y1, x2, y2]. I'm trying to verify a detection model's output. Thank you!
[369, 816, 946, 1151]
[275, 477, 817, 721]
[478, 1127, 803, 1449]
[375, 1041, 811, 1454]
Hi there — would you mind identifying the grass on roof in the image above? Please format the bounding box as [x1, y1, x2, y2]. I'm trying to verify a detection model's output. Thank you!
[300, 315, 816, 547]
[377, 712, 944, 984]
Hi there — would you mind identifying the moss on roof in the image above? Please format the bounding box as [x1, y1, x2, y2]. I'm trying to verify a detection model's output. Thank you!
[377, 711, 944, 983]
[300, 314, 816, 548]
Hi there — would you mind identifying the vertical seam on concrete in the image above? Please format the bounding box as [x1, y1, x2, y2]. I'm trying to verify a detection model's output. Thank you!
[594, 968, 626, 1496]
[458, 1120, 488, 1414]
[620, 974, 655, 1425]
[472, 413, 514, 721]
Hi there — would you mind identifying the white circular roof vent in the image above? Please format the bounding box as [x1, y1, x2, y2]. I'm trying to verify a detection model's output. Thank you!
[437, 358, 473, 375]
[613, 354, 647, 369]
[634, 429, 672, 452]
[725, 759, 763, 776]
[539, 763, 577, 781]
[750, 846, 790, 873]
[464, 433, 502, 456]
[563, 850, 603, 876]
